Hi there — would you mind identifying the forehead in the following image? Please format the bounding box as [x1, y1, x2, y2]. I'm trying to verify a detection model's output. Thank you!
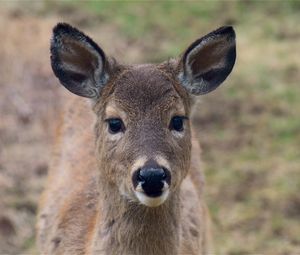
[111, 65, 183, 114]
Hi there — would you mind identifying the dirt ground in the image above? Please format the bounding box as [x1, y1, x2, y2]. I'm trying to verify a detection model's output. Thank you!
[0, 6, 57, 254]
[0, 2, 299, 255]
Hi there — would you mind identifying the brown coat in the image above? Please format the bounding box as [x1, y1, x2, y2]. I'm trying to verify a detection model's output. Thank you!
[37, 23, 236, 255]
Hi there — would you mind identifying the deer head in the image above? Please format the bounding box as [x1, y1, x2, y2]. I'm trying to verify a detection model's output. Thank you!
[50, 23, 236, 207]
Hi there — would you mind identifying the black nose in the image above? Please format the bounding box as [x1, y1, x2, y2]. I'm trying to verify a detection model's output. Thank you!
[138, 167, 167, 197]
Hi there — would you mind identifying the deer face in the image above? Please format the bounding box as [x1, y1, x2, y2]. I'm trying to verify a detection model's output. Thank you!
[50, 24, 236, 207]
[94, 65, 192, 207]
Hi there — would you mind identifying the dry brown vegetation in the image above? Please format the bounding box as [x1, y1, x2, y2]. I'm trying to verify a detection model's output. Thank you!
[0, 1, 299, 254]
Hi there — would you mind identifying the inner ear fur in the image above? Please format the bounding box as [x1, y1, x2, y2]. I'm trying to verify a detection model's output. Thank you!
[51, 23, 110, 98]
[178, 26, 236, 95]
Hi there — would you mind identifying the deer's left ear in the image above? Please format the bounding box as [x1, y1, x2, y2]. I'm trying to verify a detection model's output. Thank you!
[178, 26, 236, 95]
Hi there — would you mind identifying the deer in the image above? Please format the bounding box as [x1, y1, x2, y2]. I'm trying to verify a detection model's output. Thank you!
[36, 23, 236, 255]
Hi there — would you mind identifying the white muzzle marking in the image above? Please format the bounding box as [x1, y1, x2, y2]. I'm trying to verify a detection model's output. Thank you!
[134, 181, 169, 207]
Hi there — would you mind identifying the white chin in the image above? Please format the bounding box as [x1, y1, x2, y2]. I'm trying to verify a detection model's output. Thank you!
[135, 190, 169, 207]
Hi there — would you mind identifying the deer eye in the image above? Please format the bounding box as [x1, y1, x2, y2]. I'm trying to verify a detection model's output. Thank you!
[169, 116, 186, 132]
[106, 118, 125, 134]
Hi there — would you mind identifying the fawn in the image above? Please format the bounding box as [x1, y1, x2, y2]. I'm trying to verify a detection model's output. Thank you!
[37, 23, 236, 255]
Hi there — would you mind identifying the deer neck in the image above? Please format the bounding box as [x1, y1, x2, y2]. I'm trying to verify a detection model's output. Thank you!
[94, 181, 181, 255]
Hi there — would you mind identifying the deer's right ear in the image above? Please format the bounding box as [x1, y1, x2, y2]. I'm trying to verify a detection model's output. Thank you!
[51, 23, 109, 98]
[178, 26, 236, 95]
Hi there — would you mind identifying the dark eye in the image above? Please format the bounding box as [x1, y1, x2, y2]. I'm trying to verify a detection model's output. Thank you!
[169, 116, 186, 132]
[106, 118, 124, 134]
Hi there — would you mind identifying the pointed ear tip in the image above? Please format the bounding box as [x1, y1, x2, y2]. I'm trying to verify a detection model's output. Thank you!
[214, 26, 236, 39]
[52, 22, 77, 36]
[223, 26, 236, 38]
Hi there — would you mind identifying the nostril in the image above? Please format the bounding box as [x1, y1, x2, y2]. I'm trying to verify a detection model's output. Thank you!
[132, 169, 145, 188]
[162, 168, 171, 185]
[137, 169, 145, 183]
[161, 168, 167, 180]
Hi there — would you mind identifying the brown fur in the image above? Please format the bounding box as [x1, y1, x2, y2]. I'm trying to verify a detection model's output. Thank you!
[37, 24, 236, 255]
[37, 64, 213, 255]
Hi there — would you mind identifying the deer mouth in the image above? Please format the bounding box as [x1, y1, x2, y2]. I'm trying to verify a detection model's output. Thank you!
[134, 182, 170, 207]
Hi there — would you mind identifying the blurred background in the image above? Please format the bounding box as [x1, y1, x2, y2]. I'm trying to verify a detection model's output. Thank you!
[0, 1, 299, 254]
